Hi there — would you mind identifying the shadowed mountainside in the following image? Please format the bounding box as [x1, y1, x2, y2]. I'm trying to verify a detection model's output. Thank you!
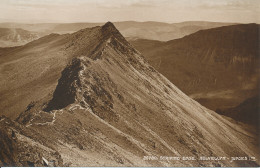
[0, 22, 259, 167]
[130, 24, 259, 114]
[216, 95, 260, 128]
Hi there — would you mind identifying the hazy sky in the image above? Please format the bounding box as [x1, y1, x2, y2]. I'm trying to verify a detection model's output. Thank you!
[0, 0, 259, 23]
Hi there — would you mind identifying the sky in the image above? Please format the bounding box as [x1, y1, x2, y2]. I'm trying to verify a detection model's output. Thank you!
[0, 0, 259, 23]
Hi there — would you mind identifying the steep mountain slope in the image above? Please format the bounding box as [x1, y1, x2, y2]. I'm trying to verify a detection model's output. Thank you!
[0, 28, 40, 47]
[130, 24, 259, 112]
[0, 22, 259, 167]
[0, 21, 235, 42]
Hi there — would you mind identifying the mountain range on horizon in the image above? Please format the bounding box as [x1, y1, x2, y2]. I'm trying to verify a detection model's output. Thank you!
[0, 21, 237, 47]
[0, 22, 259, 167]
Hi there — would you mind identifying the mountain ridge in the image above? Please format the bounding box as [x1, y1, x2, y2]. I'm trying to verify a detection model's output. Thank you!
[1, 22, 259, 167]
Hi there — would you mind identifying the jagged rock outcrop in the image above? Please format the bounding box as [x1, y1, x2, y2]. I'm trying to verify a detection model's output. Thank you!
[0, 116, 63, 167]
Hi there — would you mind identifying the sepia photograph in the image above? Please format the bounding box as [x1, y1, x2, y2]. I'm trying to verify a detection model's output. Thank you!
[0, 0, 259, 167]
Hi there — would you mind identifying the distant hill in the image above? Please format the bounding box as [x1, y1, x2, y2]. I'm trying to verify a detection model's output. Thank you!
[130, 23, 259, 111]
[0, 28, 40, 47]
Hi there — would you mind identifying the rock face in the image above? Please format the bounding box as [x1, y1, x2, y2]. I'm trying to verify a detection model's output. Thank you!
[130, 24, 259, 112]
[0, 28, 40, 47]
[0, 22, 259, 167]
[0, 116, 63, 167]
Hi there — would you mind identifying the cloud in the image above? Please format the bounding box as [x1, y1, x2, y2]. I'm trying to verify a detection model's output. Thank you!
[0, 0, 259, 23]
[92, 0, 158, 8]
[197, 0, 259, 11]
